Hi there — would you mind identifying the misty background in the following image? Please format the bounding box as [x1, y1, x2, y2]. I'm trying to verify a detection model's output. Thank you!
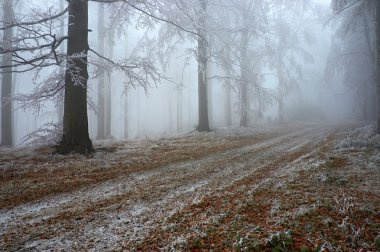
[0, 0, 374, 146]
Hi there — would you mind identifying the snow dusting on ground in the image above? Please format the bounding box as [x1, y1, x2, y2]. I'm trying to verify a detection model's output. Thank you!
[0, 123, 379, 251]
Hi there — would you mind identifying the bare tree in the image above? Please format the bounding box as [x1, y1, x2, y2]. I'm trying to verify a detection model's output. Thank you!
[267, 1, 316, 123]
[215, 0, 269, 126]
[196, 0, 210, 131]
[125, 0, 213, 131]
[238, 9, 250, 127]
[56, 0, 93, 154]
[0, 0, 174, 153]
[330, 0, 379, 132]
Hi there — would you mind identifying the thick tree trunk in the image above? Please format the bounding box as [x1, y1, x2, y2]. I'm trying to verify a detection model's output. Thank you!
[57, 0, 93, 154]
[1, 0, 13, 146]
[376, 0, 380, 134]
[197, 0, 210, 132]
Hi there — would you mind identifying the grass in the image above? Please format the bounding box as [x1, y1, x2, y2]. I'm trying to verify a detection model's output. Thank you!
[1, 125, 379, 251]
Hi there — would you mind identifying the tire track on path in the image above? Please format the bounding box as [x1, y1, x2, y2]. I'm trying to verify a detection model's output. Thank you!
[1, 125, 336, 251]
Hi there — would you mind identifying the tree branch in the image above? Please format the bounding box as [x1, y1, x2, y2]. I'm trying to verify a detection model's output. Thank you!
[90, 0, 207, 42]
[0, 7, 69, 30]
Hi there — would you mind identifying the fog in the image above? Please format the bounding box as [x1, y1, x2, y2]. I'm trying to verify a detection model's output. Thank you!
[0, 0, 376, 146]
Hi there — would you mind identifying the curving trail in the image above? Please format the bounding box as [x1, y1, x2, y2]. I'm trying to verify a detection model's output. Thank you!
[0, 123, 379, 251]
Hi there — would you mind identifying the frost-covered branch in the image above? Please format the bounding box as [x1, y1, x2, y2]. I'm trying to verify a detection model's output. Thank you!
[20, 122, 63, 146]
[11, 69, 65, 112]
[0, 6, 68, 30]
[88, 48, 165, 92]
[0, 5, 68, 72]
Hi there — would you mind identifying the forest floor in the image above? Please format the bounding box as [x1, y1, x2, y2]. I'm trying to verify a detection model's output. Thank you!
[0, 123, 379, 251]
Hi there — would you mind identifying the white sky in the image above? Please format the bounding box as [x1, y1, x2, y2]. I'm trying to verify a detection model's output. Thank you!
[316, 0, 331, 5]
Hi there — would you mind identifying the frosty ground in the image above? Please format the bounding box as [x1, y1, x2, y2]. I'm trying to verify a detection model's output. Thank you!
[0, 123, 379, 251]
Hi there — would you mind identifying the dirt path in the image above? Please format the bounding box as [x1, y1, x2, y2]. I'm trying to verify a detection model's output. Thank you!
[0, 124, 379, 251]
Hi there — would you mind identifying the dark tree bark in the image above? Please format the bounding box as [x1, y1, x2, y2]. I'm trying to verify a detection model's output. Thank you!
[376, 0, 380, 134]
[1, 0, 13, 146]
[196, 0, 210, 132]
[56, 0, 93, 154]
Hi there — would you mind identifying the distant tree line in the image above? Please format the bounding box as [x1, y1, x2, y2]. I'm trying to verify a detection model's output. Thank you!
[1, 0, 376, 154]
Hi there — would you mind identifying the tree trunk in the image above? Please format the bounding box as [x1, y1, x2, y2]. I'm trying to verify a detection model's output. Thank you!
[222, 56, 232, 127]
[224, 77, 232, 126]
[362, 13, 374, 121]
[124, 93, 128, 139]
[207, 60, 213, 128]
[278, 86, 284, 123]
[278, 71, 284, 123]
[124, 39, 129, 139]
[105, 43, 112, 138]
[57, 0, 65, 122]
[376, 0, 380, 134]
[97, 3, 112, 139]
[176, 68, 183, 132]
[57, 0, 93, 154]
[97, 2, 105, 139]
[1, 0, 13, 146]
[277, 44, 285, 123]
[169, 91, 173, 132]
[197, 0, 210, 132]
[136, 89, 141, 138]
[239, 29, 249, 127]
[222, 13, 232, 127]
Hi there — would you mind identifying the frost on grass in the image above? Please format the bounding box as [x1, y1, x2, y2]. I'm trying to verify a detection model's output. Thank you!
[334, 194, 356, 215]
[1, 123, 379, 251]
[165, 235, 189, 251]
[335, 124, 380, 150]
